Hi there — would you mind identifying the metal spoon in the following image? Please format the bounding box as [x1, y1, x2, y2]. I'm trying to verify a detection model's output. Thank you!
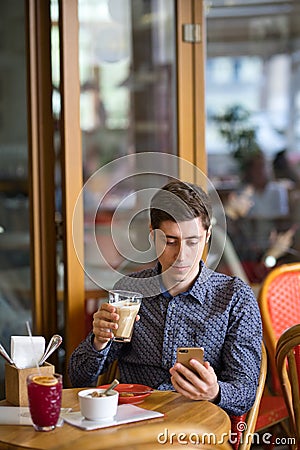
[38, 334, 63, 366]
[0, 343, 15, 365]
[102, 379, 119, 396]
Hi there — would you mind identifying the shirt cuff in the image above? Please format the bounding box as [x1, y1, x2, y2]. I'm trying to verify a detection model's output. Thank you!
[211, 384, 221, 405]
[89, 333, 112, 356]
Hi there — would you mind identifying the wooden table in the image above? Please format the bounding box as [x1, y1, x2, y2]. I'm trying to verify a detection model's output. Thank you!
[0, 389, 231, 450]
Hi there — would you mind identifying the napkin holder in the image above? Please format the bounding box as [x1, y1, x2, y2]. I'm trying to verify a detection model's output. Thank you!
[5, 362, 55, 406]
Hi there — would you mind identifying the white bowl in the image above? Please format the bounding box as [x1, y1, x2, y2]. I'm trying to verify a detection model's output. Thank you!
[78, 388, 119, 421]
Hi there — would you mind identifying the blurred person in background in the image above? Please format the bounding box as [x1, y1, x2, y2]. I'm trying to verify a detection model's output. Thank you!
[273, 149, 300, 189]
[242, 150, 289, 219]
[217, 184, 296, 283]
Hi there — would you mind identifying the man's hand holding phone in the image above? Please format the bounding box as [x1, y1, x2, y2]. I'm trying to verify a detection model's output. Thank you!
[170, 347, 219, 402]
[176, 347, 204, 371]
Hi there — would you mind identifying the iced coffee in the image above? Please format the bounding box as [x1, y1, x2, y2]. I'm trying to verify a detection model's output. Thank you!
[109, 290, 142, 342]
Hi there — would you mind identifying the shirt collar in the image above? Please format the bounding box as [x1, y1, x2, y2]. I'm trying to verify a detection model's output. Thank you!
[189, 261, 213, 304]
[159, 276, 190, 299]
[156, 260, 209, 302]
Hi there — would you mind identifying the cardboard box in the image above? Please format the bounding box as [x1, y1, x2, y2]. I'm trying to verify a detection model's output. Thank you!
[5, 362, 55, 406]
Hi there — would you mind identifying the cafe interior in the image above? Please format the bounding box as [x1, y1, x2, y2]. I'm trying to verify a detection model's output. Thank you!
[1, 0, 300, 447]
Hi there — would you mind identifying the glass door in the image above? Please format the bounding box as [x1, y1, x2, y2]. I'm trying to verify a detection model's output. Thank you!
[0, 2, 32, 398]
[78, 0, 178, 293]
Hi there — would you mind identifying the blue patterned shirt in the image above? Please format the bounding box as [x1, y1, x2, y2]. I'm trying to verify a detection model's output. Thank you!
[68, 262, 262, 416]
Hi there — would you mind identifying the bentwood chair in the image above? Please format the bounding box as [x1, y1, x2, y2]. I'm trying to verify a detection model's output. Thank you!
[253, 263, 300, 445]
[258, 262, 300, 395]
[276, 324, 300, 449]
[230, 343, 267, 450]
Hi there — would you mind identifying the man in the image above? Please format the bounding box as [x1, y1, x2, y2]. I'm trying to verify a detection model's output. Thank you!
[219, 185, 295, 283]
[68, 180, 262, 416]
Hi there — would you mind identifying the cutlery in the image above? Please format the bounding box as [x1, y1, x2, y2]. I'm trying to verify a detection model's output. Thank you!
[88, 379, 120, 397]
[39, 334, 63, 366]
[0, 343, 15, 365]
[102, 379, 120, 396]
[119, 389, 154, 395]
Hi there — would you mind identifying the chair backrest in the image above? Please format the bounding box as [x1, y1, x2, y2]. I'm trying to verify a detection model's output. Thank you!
[275, 324, 300, 444]
[258, 262, 300, 394]
[231, 343, 267, 450]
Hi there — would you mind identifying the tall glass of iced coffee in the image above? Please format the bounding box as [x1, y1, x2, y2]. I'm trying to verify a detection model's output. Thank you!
[108, 290, 142, 342]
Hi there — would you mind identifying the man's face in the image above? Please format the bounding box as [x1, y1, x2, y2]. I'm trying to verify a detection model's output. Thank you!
[152, 217, 209, 292]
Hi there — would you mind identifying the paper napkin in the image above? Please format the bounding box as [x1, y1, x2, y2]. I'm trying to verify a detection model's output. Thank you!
[0, 407, 71, 426]
[11, 336, 45, 369]
[62, 404, 164, 430]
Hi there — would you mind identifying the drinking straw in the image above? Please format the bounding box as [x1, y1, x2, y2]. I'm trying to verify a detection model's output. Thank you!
[26, 320, 41, 374]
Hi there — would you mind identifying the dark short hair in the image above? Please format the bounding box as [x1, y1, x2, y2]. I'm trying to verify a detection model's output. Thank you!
[150, 180, 212, 230]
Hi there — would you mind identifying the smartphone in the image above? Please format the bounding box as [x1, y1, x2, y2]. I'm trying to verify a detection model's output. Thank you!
[176, 347, 204, 372]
